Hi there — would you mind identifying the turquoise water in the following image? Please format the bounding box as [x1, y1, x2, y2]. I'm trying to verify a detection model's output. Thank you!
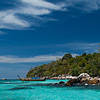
[0, 79, 100, 100]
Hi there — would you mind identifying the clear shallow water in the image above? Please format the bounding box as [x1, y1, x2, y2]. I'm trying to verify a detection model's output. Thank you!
[0, 79, 100, 100]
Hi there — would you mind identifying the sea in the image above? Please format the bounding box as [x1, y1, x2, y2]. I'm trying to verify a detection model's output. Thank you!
[0, 79, 100, 100]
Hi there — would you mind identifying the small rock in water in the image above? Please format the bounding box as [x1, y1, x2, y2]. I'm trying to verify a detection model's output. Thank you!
[59, 81, 65, 84]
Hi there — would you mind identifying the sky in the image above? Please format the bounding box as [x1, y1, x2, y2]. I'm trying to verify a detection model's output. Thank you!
[0, 0, 100, 79]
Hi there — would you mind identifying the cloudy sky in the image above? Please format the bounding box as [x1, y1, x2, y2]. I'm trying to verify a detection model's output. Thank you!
[0, 0, 100, 78]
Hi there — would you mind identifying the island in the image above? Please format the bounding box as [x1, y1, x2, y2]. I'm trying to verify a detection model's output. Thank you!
[26, 52, 100, 86]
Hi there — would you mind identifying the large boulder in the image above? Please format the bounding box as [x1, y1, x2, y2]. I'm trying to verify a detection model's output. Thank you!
[88, 79, 99, 85]
[66, 80, 73, 86]
[80, 78, 87, 82]
[66, 77, 82, 86]
[80, 78, 89, 85]
[78, 73, 90, 78]
[59, 81, 65, 84]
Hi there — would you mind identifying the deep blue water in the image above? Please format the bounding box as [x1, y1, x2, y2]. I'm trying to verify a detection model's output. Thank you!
[0, 79, 100, 100]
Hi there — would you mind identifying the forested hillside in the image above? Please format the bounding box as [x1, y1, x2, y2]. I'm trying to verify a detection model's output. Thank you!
[26, 53, 100, 77]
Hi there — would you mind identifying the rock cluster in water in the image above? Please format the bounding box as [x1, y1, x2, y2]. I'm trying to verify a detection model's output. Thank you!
[66, 73, 100, 86]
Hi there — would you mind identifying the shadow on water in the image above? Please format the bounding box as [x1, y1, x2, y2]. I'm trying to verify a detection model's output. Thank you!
[2, 80, 100, 91]
[8, 87, 33, 90]
[19, 83, 100, 91]
[19, 83, 66, 87]
[5, 83, 100, 92]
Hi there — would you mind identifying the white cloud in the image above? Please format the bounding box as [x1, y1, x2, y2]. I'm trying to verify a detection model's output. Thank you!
[56, 52, 78, 57]
[58, 42, 99, 53]
[0, 0, 100, 30]
[0, 55, 63, 63]
[65, 0, 100, 12]
[0, 11, 30, 30]
[3, 14, 27, 27]
[0, 52, 79, 63]
[18, 7, 50, 15]
[72, 53, 79, 57]
[21, 0, 62, 10]
[0, 0, 65, 30]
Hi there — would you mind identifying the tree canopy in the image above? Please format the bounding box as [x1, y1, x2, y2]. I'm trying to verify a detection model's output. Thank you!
[26, 52, 100, 78]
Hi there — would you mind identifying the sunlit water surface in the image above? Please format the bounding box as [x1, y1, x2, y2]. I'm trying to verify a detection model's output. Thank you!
[0, 79, 100, 100]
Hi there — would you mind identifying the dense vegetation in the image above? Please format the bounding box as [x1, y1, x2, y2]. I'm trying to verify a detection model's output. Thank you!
[26, 53, 100, 77]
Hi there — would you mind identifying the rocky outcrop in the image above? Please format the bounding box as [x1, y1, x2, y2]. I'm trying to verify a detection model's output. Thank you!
[78, 73, 90, 78]
[66, 77, 82, 86]
[87, 79, 100, 85]
[66, 73, 100, 86]
[59, 81, 65, 84]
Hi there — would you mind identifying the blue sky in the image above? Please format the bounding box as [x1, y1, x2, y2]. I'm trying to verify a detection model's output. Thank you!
[0, 0, 100, 78]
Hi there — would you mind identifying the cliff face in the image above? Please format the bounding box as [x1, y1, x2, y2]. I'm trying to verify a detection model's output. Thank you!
[26, 53, 100, 78]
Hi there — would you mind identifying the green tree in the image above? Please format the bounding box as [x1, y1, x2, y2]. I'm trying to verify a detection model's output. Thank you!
[62, 53, 72, 60]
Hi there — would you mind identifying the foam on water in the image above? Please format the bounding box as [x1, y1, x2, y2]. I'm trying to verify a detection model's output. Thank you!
[0, 79, 100, 100]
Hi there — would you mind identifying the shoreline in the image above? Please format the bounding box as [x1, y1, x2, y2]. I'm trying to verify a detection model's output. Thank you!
[44, 73, 100, 86]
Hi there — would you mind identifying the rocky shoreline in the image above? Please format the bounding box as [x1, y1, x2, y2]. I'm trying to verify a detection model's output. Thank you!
[66, 77, 100, 86]
[49, 73, 100, 86]
[45, 75, 78, 80]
